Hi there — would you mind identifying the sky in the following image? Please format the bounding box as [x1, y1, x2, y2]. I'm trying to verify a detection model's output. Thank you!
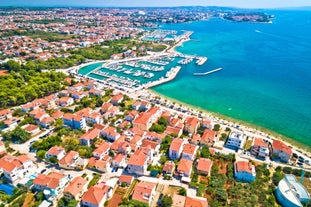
[0, 0, 310, 8]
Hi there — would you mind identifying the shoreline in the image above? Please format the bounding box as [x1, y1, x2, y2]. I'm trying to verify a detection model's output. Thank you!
[73, 30, 311, 155]
[149, 89, 311, 153]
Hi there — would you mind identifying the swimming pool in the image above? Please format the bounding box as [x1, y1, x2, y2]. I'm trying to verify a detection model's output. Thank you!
[0, 184, 14, 195]
[29, 174, 36, 180]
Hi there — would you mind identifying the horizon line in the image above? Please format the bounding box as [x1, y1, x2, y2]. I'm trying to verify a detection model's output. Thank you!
[0, 5, 310, 10]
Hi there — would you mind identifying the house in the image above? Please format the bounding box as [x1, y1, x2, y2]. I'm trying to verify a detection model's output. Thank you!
[101, 103, 113, 114]
[59, 151, 85, 170]
[185, 196, 209, 207]
[110, 93, 123, 106]
[132, 112, 153, 131]
[56, 97, 74, 107]
[93, 142, 110, 160]
[225, 131, 245, 150]
[0, 155, 35, 184]
[181, 143, 198, 161]
[22, 124, 40, 135]
[172, 194, 186, 207]
[162, 161, 175, 175]
[202, 119, 213, 129]
[251, 138, 270, 160]
[101, 126, 120, 141]
[145, 131, 165, 143]
[191, 134, 201, 145]
[196, 158, 212, 176]
[63, 176, 88, 200]
[165, 126, 183, 137]
[46, 146, 66, 160]
[169, 139, 184, 160]
[184, 116, 200, 134]
[271, 140, 292, 163]
[39, 117, 55, 128]
[177, 159, 193, 178]
[141, 139, 160, 155]
[63, 114, 86, 129]
[33, 172, 71, 197]
[0, 109, 11, 121]
[127, 151, 148, 175]
[51, 111, 64, 119]
[118, 175, 134, 186]
[81, 186, 110, 207]
[234, 161, 256, 182]
[132, 182, 156, 206]
[103, 106, 120, 120]
[79, 128, 100, 146]
[132, 101, 141, 110]
[112, 153, 127, 168]
[125, 110, 139, 122]
[88, 157, 111, 173]
[139, 101, 151, 111]
[201, 129, 217, 146]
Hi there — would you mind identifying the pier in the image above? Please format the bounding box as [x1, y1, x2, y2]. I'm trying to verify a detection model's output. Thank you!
[193, 67, 223, 76]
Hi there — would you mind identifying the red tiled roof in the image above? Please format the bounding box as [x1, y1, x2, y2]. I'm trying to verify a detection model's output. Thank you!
[272, 140, 292, 155]
[196, 158, 212, 174]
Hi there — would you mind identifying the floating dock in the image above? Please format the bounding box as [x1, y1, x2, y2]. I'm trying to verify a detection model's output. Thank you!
[193, 67, 222, 76]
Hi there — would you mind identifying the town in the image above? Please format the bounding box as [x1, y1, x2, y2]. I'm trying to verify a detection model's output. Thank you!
[0, 6, 309, 207]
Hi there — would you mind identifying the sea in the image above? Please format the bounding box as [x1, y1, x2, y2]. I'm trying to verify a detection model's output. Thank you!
[152, 10, 311, 147]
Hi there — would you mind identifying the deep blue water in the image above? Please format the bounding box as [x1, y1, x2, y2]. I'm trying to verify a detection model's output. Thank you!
[152, 10, 311, 146]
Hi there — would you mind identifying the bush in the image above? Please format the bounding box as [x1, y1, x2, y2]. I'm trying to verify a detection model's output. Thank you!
[178, 188, 187, 196]
[282, 166, 292, 174]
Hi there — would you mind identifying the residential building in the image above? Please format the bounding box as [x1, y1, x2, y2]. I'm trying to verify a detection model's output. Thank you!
[177, 159, 193, 178]
[132, 182, 156, 206]
[88, 157, 111, 173]
[234, 161, 256, 182]
[185, 196, 209, 207]
[118, 175, 134, 186]
[63, 114, 86, 129]
[251, 138, 270, 160]
[46, 146, 66, 160]
[225, 131, 245, 150]
[81, 186, 110, 207]
[196, 158, 213, 176]
[127, 151, 148, 175]
[93, 142, 110, 160]
[0, 154, 35, 184]
[169, 138, 184, 160]
[201, 129, 217, 146]
[184, 116, 200, 134]
[63, 176, 88, 200]
[79, 128, 100, 146]
[101, 126, 120, 141]
[33, 172, 71, 197]
[181, 143, 197, 161]
[271, 140, 292, 163]
[59, 151, 85, 170]
[162, 161, 175, 175]
[112, 153, 127, 168]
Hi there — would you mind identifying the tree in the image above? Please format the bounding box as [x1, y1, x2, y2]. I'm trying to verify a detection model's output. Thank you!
[158, 117, 168, 127]
[200, 145, 210, 158]
[178, 188, 187, 196]
[2, 127, 31, 143]
[54, 118, 64, 130]
[213, 124, 220, 131]
[4, 60, 21, 71]
[159, 155, 167, 164]
[159, 195, 173, 207]
[272, 171, 284, 186]
[36, 150, 46, 160]
[49, 157, 58, 163]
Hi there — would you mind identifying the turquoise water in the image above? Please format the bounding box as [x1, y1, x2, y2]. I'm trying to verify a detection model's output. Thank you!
[79, 57, 183, 84]
[152, 10, 311, 147]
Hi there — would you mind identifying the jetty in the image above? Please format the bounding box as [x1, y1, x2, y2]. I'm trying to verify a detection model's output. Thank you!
[193, 68, 222, 76]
